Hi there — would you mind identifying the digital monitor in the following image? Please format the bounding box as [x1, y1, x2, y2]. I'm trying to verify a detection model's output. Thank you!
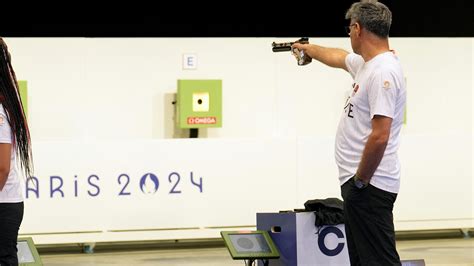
[221, 230, 280, 260]
[17, 237, 43, 266]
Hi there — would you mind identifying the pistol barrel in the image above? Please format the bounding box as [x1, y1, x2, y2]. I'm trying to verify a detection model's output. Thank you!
[272, 42, 294, 52]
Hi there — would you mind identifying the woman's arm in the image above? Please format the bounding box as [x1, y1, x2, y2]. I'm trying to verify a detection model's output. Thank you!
[0, 143, 11, 191]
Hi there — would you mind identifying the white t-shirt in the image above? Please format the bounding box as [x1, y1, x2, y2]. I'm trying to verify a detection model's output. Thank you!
[335, 52, 406, 193]
[0, 105, 22, 203]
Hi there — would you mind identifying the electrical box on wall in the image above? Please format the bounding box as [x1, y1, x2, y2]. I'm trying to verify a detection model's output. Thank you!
[177, 79, 222, 129]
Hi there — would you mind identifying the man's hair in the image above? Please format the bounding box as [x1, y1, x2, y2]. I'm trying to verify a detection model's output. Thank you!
[345, 0, 392, 38]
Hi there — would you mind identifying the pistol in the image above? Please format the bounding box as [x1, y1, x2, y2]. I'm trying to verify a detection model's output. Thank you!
[272, 37, 312, 66]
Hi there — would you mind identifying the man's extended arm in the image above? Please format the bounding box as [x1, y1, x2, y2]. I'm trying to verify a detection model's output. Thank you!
[291, 43, 349, 71]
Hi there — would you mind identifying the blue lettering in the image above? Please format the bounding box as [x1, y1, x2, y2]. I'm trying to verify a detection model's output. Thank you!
[187, 57, 194, 67]
[74, 175, 78, 197]
[318, 226, 345, 256]
[25, 170, 201, 199]
[50, 176, 64, 198]
[26, 177, 39, 199]
[87, 175, 100, 197]
[118, 174, 131, 196]
[169, 172, 181, 194]
[190, 172, 203, 193]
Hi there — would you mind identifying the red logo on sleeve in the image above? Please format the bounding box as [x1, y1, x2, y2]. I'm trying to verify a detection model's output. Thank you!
[352, 84, 359, 96]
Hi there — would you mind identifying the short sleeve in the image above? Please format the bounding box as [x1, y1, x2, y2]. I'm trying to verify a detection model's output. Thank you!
[0, 112, 12, 144]
[345, 53, 365, 78]
[368, 70, 398, 119]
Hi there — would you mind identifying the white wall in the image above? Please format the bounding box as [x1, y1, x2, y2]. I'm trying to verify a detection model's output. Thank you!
[5, 37, 472, 244]
[7, 38, 472, 140]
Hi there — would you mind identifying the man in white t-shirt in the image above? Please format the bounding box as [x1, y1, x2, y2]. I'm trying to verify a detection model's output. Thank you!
[292, 1, 406, 265]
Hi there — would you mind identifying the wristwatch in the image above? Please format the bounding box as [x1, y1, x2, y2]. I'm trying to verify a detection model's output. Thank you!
[353, 174, 369, 189]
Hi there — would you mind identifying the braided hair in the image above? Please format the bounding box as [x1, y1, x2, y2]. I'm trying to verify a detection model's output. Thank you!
[0, 37, 33, 179]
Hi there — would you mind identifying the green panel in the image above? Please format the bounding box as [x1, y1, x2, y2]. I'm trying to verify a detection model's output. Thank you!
[18, 80, 28, 118]
[177, 79, 222, 128]
[220, 230, 280, 259]
[403, 104, 407, 124]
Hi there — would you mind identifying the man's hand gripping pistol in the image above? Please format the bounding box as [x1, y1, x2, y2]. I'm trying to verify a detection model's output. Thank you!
[271, 37, 312, 66]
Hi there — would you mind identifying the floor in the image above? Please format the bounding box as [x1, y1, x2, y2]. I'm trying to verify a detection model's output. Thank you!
[37, 237, 474, 266]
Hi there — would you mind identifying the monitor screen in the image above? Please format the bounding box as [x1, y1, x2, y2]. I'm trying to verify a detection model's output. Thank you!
[229, 233, 272, 253]
[16, 237, 43, 266]
[17, 240, 36, 263]
[221, 230, 280, 260]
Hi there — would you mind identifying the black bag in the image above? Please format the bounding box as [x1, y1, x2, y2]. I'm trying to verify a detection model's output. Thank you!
[304, 198, 344, 227]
